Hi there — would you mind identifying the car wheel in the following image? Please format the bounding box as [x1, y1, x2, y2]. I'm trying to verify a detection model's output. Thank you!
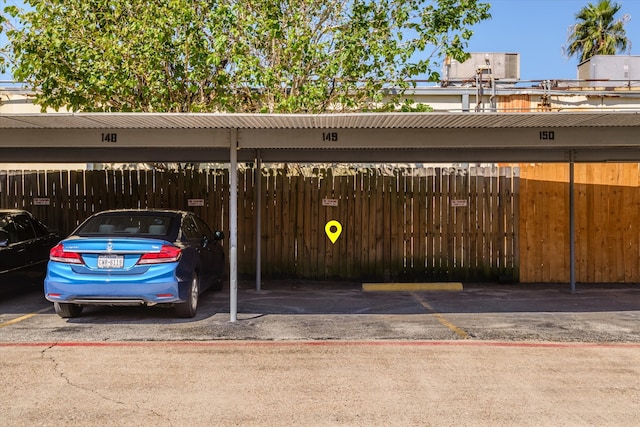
[175, 273, 199, 318]
[54, 302, 83, 318]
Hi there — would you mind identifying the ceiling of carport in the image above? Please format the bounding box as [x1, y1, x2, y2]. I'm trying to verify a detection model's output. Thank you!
[3, 111, 640, 129]
[2, 112, 640, 163]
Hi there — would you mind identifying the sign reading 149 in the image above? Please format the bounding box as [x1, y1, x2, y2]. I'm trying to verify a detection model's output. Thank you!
[322, 132, 338, 142]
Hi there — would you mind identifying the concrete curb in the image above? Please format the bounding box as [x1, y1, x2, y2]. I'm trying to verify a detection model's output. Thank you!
[362, 282, 463, 292]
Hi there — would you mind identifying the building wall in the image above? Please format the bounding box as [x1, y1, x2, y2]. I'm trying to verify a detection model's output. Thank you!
[0, 89, 83, 170]
[1, 89, 41, 113]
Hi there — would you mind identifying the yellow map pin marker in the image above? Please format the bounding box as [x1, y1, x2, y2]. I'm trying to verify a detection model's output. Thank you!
[325, 220, 342, 244]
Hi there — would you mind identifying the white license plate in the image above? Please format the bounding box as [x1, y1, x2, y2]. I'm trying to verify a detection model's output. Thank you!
[97, 255, 124, 269]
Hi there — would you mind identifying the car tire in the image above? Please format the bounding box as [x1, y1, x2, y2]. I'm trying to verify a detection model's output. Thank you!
[175, 273, 199, 318]
[54, 302, 83, 318]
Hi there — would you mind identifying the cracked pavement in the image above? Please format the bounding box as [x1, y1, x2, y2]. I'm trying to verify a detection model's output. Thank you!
[1, 280, 640, 425]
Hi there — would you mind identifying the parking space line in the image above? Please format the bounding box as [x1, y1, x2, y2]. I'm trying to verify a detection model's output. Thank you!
[412, 293, 470, 339]
[0, 307, 52, 329]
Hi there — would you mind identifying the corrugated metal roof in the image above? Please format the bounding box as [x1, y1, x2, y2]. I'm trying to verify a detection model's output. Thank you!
[2, 111, 640, 130]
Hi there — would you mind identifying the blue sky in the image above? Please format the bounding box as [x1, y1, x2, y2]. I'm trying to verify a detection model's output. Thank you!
[2, 0, 640, 83]
[466, 0, 640, 81]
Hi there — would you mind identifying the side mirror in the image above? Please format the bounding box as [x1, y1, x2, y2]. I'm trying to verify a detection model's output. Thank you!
[0, 230, 9, 247]
[214, 231, 225, 241]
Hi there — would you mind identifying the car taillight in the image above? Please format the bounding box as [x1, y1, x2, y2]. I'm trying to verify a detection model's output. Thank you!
[137, 245, 182, 265]
[50, 244, 84, 264]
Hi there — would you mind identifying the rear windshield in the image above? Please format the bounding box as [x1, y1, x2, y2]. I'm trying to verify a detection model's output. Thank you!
[76, 214, 175, 237]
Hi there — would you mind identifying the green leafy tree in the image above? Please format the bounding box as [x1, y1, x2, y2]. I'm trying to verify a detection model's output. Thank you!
[0, 9, 13, 73]
[2, 0, 490, 113]
[565, 0, 630, 63]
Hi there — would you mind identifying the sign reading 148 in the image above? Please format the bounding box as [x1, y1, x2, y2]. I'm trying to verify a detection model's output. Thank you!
[101, 133, 118, 143]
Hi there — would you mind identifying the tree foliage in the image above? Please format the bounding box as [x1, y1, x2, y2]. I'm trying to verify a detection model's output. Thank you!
[0, 7, 14, 73]
[2, 0, 490, 113]
[565, 0, 630, 63]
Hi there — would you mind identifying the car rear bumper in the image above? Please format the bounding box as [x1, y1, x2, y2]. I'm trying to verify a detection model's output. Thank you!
[44, 260, 192, 304]
[44, 279, 188, 305]
[52, 297, 152, 306]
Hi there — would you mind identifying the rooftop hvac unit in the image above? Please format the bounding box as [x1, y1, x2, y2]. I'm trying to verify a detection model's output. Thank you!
[442, 52, 520, 86]
[578, 55, 640, 86]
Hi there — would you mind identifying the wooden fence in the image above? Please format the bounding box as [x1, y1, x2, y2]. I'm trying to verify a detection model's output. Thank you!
[519, 163, 640, 283]
[0, 167, 519, 281]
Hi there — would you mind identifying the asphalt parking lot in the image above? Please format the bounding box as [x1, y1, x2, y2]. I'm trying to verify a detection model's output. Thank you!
[2, 280, 640, 426]
[1, 279, 639, 342]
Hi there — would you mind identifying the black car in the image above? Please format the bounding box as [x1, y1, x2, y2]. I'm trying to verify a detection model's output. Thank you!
[0, 209, 60, 285]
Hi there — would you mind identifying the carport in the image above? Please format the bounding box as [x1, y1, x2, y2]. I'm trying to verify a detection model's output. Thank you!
[2, 111, 640, 321]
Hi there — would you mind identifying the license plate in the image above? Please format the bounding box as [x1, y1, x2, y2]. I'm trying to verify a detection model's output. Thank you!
[97, 255, 124, 269]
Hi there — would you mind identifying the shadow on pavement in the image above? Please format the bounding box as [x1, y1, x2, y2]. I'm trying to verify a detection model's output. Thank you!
[221, 280, 640, 315]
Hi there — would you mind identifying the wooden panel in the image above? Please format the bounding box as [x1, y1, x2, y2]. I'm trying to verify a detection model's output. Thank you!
[0, 171, 6, 208]
[402, 173, 412, 277]
[351, 173, 362, 279]
[345, 175, 356, 279]
[383, 175, 393, 279]
[374, 174, 388, 278]
[453, 170, 466, 278]
[309, 171, 320, 278]
[322, 170, 332, 276]
[302, 172, 313, 278]
[426, 169, 436, 276]
[414, 175, 426, 276]
[366, 170, 376, 278]
[498, 94, 532, 113]
[621, 165, 640, 281]
[264, 169, 274, 276]
[274, 169, 284, 277]
[519, 162, 640, 283]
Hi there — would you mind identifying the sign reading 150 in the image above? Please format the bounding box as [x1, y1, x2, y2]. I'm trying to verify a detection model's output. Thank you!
[539, 130, 555, 140]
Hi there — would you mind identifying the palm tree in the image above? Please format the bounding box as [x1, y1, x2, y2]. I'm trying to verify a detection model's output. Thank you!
[565, 0, 630, 62]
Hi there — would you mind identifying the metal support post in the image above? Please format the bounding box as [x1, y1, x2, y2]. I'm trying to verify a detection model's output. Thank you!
[255, 151, 262, 291]
[229, 129, 238, 321]
[569, 152, 576, 294]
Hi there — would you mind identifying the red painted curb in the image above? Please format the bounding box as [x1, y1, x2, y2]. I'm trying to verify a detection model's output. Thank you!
[1, 340, 639, 349]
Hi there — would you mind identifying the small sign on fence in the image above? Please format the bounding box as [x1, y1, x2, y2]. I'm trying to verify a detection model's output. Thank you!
[188, 199, 205, 207]
[451, 199, 468, 207]
[322, 198, 338, 207]
[33, 197, 51, 206]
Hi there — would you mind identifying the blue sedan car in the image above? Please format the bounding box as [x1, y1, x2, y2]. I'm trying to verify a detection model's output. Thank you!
[45, 209, 225, 318]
